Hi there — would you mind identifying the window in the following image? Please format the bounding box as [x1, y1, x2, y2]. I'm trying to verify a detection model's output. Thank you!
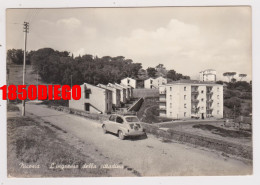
[217, 103, 220, 107]
[217, 95, 219, 99]
[85, 103, 90, 111]
[109, 115, 116, 122]
[150, 80, 153, 84]
[201, 98, 204, 102]
[184, 112, 186, 117]
[184, 104, 187, 108]
[170, 87, 172, 91]
[127, 79, 130, 84]
[116, 116, 124, 124]
[217, 110, 220, 114]
[170, 112, 172, 116]
[170, 103, 172, 108]
[184, 95, 186, 100]
[201, 90, 204, 94]
[217, 87, 219, 92]
[85, 91, 90, 99]
[170, 95, 172, 100]
[184, 86, 186, 91]
[201, 106, 204, 110]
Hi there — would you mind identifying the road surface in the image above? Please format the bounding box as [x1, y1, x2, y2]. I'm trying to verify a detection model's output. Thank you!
[18, 103, 252, 176]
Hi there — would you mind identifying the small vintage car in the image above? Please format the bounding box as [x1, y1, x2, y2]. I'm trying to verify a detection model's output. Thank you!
[102, 114, 146, 140]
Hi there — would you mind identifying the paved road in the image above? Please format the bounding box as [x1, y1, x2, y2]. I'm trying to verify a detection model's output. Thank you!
[19, 104, 252, 176]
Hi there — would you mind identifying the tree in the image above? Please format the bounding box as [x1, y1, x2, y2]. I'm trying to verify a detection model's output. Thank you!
[231, 78, 237, 83]
[147, 67, 157, 78]
[7, 49, 24, 64]
[223, 72, 237, 82]
[167, 70, 177, 81]
[239, 74, 247, 81]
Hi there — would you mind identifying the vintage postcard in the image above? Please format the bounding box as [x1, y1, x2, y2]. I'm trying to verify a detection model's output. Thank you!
[2, 4, 255, 180]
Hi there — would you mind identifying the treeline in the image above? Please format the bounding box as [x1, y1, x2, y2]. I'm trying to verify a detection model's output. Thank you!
[7, 48, 191, 86]
[28, 48, 141, 85]
[7, 49, 35, 65]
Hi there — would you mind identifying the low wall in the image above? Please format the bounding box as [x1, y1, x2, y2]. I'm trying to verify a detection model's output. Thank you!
[141, 123, 252, 160]
[49, 106, 109, 123]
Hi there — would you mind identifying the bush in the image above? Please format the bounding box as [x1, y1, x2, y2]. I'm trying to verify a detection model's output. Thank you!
[224, 97, 242, 109]
[239, 92, 252, 100]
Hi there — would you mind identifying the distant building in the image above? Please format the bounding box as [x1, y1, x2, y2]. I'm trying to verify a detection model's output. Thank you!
[121, 77, 136, 88]
[97, 84, 121, 108]
[144, 76, 167, 89]
[199, 69, 217, 82]
[69, 83, 112, 114]
[108, 83, 127, 104]
[159, 80, 223, 119]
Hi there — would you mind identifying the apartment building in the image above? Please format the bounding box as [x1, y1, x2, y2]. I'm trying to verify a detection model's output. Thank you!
[199, 69, 217, 82]
[159, 80, 223, 119]
[97, 84, 121, 108]
[107, 83, 127, 104]
[121, 77, 136, 88]
[69, 83, 112, 114]
[144, 76, 167, 89]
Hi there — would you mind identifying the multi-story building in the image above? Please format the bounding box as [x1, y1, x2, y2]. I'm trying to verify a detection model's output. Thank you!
[199, 69, 217, 82]
[159, 80, 223, 119]
[69, 83, 112, 114]
[121, 77, 136, 88]
[97, 84, 121, 108]
[107, 83, 127, 104]
[144, 76, 167, 89]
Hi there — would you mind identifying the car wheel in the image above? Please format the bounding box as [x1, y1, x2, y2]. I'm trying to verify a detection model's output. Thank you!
[102, 125, 107, 134]
[118, 130, 125, 140]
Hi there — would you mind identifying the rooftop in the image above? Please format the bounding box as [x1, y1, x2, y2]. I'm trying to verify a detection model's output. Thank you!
[166, 79, 222, 86]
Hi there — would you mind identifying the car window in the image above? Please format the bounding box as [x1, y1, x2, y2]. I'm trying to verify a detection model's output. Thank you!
[116, 116, 124, 124]
[125, 117, 139, 122]
[109, 115, 116, 122]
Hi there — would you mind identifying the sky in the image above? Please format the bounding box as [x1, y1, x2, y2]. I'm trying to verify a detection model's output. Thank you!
[6, 7, 252, 81]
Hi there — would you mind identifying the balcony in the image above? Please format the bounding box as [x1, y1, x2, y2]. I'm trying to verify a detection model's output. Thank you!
[206, 99, 213, 103]
[191, 108, 199, 113]
[159, 90, 166, 94]
[159, 98, 166, 103]
[191, 90, 199, 95]
[191, 99, 199, 103]
[159, 107, 166, 111]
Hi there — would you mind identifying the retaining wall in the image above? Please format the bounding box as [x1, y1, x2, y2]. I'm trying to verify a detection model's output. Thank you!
[49, 106, 109, 122]
[141, 123, 252, 160]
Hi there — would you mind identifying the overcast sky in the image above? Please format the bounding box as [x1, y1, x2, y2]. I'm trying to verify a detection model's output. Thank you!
[6, 7, 251, 81]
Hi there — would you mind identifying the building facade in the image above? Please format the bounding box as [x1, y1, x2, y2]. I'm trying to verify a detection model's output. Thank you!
[108, 83, 127, 104]
[199, 69, 217, 82]
[121, 77, 136, 88]
[159, 80, 223, 119]
[97, 84, 121, 108]
[69, 83, 112, 114]
[144, 76, 167, 89]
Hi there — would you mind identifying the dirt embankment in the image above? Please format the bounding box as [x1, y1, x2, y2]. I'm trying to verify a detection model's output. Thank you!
[7, 110, 111, 177]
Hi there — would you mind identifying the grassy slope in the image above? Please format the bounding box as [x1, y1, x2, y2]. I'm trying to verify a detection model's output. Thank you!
[7, 105, 109, 177]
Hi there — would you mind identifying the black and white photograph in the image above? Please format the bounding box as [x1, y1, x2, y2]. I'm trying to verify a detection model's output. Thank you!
[1, 1, 259, 183]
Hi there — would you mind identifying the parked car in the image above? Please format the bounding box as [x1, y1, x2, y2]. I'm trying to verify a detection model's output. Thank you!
[102, 114, 146, 140]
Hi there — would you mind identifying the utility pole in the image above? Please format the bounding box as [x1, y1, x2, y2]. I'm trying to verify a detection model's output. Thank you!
[22, 22, 29, 116]
[70, 74, 72, 88]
